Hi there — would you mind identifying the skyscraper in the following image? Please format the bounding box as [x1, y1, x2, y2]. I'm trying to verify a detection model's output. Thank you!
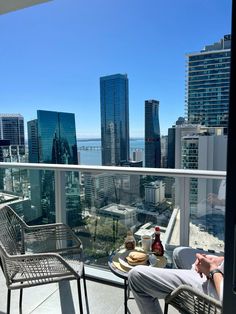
[100, 74, 130, 166]
[186, 35, 231, 128]
[27, 119, 39, 163]
[27, 110, 79, 226]
[145, 100, 161, 168]
[0, 114, 25, 147]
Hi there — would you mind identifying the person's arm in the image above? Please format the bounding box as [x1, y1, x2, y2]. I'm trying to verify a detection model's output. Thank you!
[210, 271, 223, 299]
[195, 254, 224, 299]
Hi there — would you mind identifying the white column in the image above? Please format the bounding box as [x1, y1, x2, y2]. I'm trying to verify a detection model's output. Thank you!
[55, 170, 66, 224]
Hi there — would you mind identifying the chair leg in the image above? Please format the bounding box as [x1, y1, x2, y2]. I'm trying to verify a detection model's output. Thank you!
[164, 302, 169, 314]
[19, 288, 23, 314]
[82, 268, 89, 314]
[77, 279, 83, 314]
[7, 289, 11, 314]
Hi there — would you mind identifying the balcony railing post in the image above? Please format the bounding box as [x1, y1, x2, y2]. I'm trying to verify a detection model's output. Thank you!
[176, 177, 190, 247]
[55, 170, 66, 224]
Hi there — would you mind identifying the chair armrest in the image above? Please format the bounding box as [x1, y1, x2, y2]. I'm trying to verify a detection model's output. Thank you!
[165, 284, 222, 313]
[23, 223, 82, 254]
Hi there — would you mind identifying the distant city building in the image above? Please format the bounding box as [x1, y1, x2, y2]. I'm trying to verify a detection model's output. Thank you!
[0, 113, 25, 151]
[161, 135, 168, 168]
[100, 74, 130, 166]
[186, 35, 231, 128]
[174, 124, 227, 214]
[0, 114, 25, 191]
[27, 110, 79, 226]
[145, 180, 165, 205]
[132, 149, 143, 163]
[27, 119, 39, 163]
[174, 124, 227, 171]
[84, 172, 116, 208]
[176, 117, 186, 126]
[120, 160, 143, 167]
[167, 118, 187, 169]
[119, 160, 142, 204]
[145, 100, 161, 168]
[98, 203, 137, 228]
[167, 127, 175, 169]
[29, 110, 78, 164]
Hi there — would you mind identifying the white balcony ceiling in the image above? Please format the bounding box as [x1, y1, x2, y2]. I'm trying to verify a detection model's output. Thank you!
[0, 0, 51, 15]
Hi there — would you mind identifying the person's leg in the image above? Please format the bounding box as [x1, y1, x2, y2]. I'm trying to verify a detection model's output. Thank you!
[128, 265, 207, 314]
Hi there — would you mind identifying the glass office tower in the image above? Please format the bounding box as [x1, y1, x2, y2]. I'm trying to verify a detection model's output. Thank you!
[27, 110, 79, 226]
[100, 74, 130, 166]
[145, 100, 161, 168]
[186, 35, 231, 128]
[37, 110, 78, 164]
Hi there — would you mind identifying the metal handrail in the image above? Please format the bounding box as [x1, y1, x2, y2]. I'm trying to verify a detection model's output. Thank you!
[0, 162, 226, 179]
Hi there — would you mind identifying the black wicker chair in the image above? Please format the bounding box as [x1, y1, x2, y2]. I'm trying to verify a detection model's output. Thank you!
[164, 284, 222, 314]
[0, 205, 89, 314]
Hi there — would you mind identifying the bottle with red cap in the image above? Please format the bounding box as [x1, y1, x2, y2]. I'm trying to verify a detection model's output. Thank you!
[151, 226, 164, 256]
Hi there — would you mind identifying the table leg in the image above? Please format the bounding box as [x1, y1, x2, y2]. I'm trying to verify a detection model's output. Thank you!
[124, 278, 128, 314]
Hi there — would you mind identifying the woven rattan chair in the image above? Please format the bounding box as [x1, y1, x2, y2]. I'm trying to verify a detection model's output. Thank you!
[164, 284, 222, 314]
[0, 205, 89, 314]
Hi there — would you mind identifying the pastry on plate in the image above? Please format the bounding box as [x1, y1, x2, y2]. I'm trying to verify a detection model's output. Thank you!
[126, 251, 148, 266]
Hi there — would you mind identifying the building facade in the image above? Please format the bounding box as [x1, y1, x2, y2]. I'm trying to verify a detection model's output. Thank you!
[174, 124, 227, 216]
[145, 100, 161, 168]
[0, 114, 26, 192]
[100, 74, 130, 166]
[186, 35, 231, 128]
[0, 113, 25, 148]
[27, 110, 79, 226]
[145, 180, 165, 205]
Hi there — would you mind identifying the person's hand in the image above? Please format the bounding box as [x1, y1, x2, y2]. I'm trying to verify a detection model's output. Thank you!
[194, 254, 220, 278]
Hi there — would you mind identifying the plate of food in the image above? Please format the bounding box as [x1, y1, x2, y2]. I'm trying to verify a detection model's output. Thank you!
[118, 250, 149, 269]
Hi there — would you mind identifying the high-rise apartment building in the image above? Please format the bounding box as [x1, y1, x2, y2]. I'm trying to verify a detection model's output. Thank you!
[145, 100, 161, 168]
[27, 110, 79, 226]
[174, 124, 227, 215]
[186, 35, 231, 128]
[100, 74, 130, 166]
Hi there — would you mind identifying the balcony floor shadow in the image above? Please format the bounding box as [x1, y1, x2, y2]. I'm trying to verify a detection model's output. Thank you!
[0, 269, 178, 314]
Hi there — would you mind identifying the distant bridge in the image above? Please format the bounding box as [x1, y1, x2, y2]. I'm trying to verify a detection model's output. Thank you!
[77, 146, 144, 151]
[77, 146, 101, 151]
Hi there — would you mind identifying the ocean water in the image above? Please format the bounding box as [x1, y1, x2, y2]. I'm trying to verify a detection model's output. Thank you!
[77, 138, 144, 165]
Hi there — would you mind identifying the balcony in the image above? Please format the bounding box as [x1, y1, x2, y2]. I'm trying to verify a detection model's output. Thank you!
[0, 162, 225, 313]
[0, 264, 179, 314]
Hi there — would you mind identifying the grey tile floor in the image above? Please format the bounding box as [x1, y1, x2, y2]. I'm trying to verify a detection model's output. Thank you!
[0, 270, 178, 314]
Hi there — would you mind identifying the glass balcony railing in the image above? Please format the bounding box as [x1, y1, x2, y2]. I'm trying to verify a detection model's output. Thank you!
[0, 162, 226, 270]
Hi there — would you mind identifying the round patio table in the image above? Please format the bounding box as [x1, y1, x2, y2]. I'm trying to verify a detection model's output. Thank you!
[108, 248, 167, 314]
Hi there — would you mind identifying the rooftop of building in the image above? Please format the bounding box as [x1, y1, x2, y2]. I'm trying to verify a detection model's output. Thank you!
[99, 203, 136, 215]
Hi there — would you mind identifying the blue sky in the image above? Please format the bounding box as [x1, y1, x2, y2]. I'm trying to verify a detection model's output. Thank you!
[0, 0, 232, 138]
